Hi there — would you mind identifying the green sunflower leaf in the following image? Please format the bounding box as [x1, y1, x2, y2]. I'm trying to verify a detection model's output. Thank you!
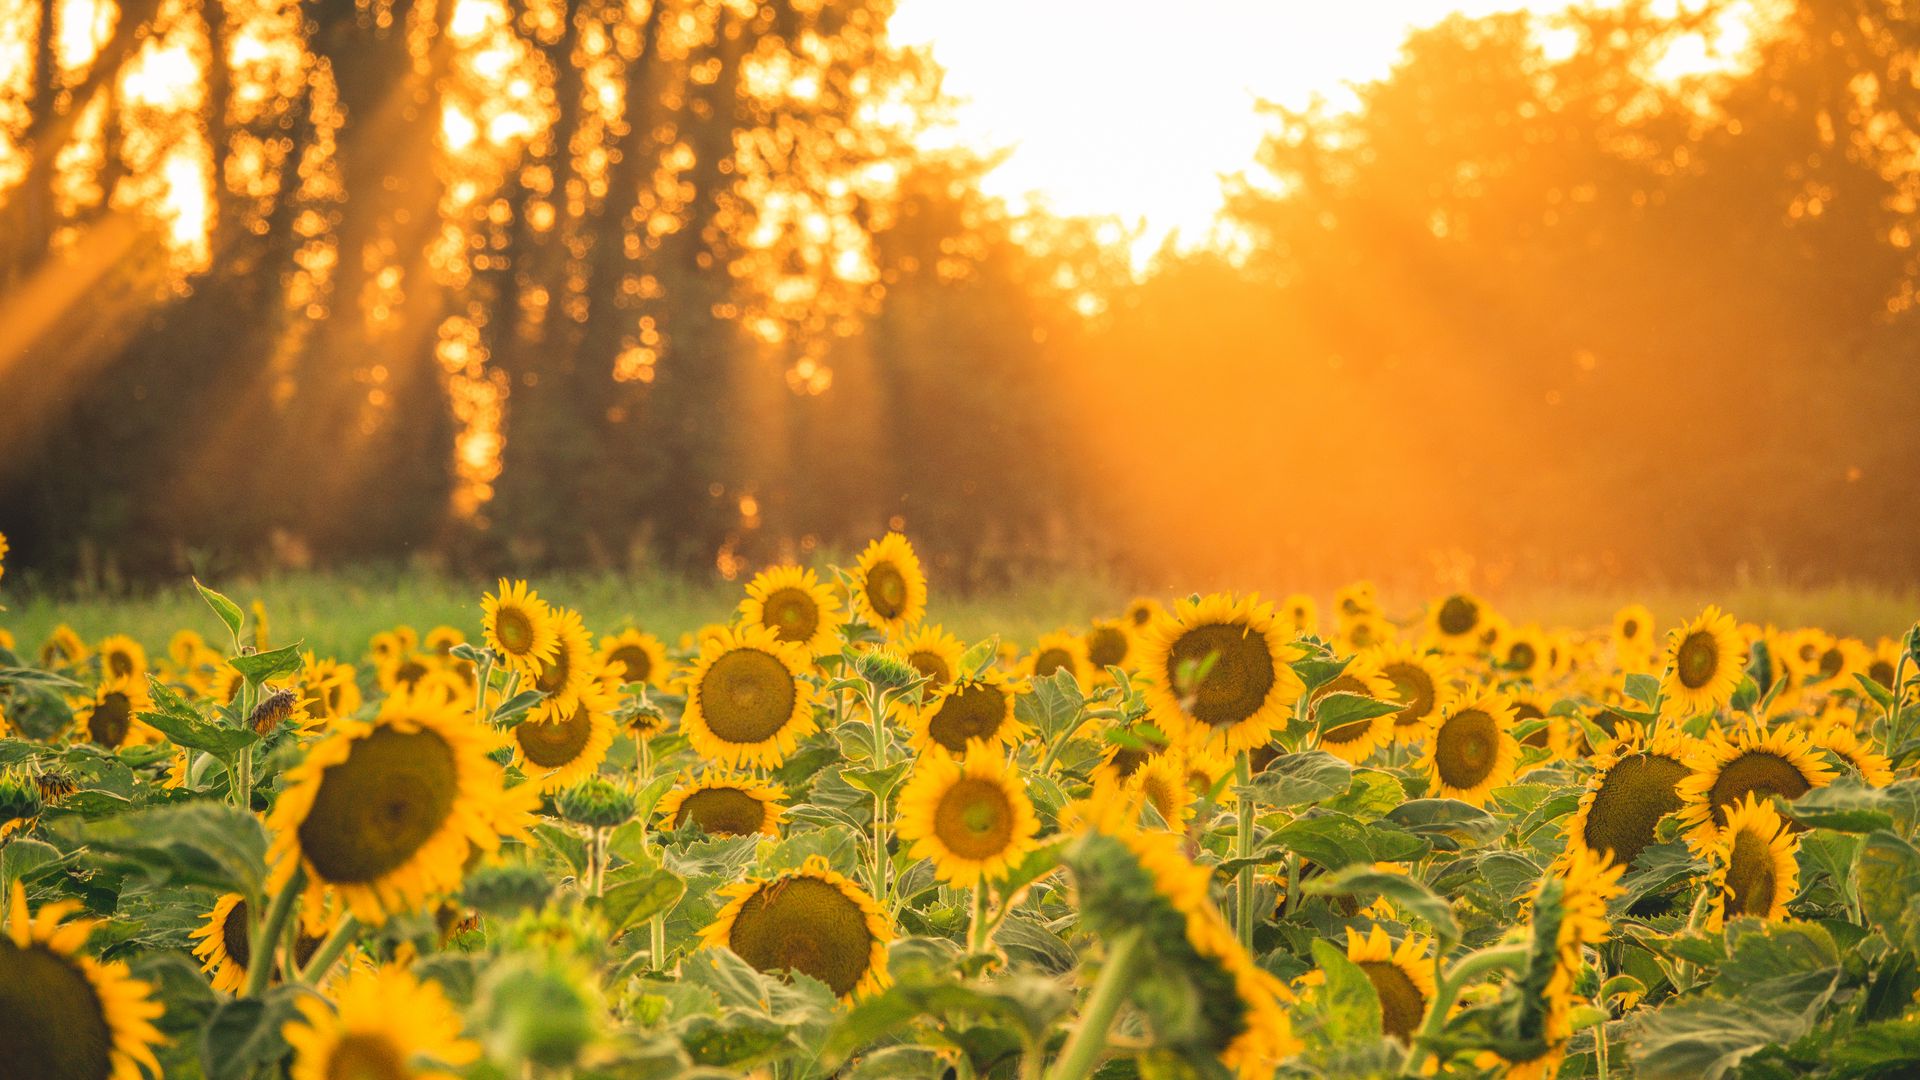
[55, 800, 268, 895]
[1305, 863, 1460, 942]
[228, 641, 305, 686]
[192, 577, 246, 647]
[600, 867, 687, 938]
[1311, 691, 1405, 734]
[1240, 750, 1351, 809]
[1303, 936, 1383, 1044]
[1856, 830, 1920, 932]
[199, 986, 304, 1080]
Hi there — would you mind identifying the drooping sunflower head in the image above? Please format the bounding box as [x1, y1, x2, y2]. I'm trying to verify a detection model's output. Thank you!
[1706, 793, 1800, 930]
[1369, 642, 1460, 743]
[1420, 692, 1519, 806]
[1566, 725, 1694, 869]
[1139, 593, 1305, 758]
[738, 564, 845, 656]
[848, 532, 928, 635]
[700, 856, 892, 1000]
[95, 634, 148, 682]
[680, 624, 818, 769]
[897, 746, 1040, 887]
[1426, 592, 1489, 652]
[509, 684, 618, 792]
[1019, 631, 1087, 685]
[1083, 618, 1136, 676]
[77, 675, 157, 752]
[267, 683, 515, 924]
[1675, 717, 1834, 842]
[595, 628, 668, 689]
[910, 669, 1027, 756]
[1343, 925, 1436, 1044]
[1660, 606, 1747, 718]
[1, 882, 166, 1080]
[1310, 652, 1397, 764]
[528, 607, 596, 715]
[482, 578, 560, 675]
[656, 772, 787, 837]
[284, 963, 479, 1080]
[894, 624, 968, 692]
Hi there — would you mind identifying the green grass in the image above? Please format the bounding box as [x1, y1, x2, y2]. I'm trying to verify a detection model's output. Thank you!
[1, 568, 1914, 660]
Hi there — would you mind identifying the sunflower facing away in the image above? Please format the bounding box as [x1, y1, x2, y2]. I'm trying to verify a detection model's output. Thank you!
[1660, 606, 1746, 718]
[1139, 593, 1305, 759]
[596, 628, 669, 690]
[1426, 592, 1489, 653]
[1309, 651, 1397, 764]
[1370, 642, 1460, 744]
[78, 675, 157, 751]
[680, 624, 818, 769]
[510, 684, 618, 791]
[910, 670, 1028, 756]
[895, 623, 968, 690]
[1345, 924, 1436, 1044]
[656, 772, 787, 837]
[701, 855, 892, 1000]
[1420, 692, 1520, 806]
[1675, 717, 1834, 840]
[283, 964, 479, 1080]
[739, 564, 846, 656]
[897, 746, 1041, 887]
[482, 578, 559, 675]
[0, 883, 166, 1080]
[190, 893, 328, 994]
[849, 532, 928, 635]
[1705, 793, 1800, 930]
[1566, 724, 1694, 868]
[267, 683, 518, 923]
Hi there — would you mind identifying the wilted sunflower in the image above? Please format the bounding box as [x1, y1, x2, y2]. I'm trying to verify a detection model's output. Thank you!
[910, 669, 1028, 756]
[1310, 652, 1397, 764]
[1420, 692, 1520, 806]
[266, 683, 516, 924]
[1083, 618, 1135, 676]
[1345, 925, 1436, 1044]
[1813, 721, 1894, 786]
[482, 578, 559, 675]
[1566, 724, 1694, 868]
[1675, 718, 1834, 840]
[680, 624, 818, 769]
[283, 964, 479, 1080]
[0, 882, 166, 1080]
[190, 893, 328, 994]
[656, 772, 787, 837]
[849, 532, 928, 635]
[1370, 642, 1459, 744]
[701, 855, 892, 1000]
[1139, 593, 1305, 759]
[1019, 630, 1087, 684]
[95, 634, 148, 682]
[895, 624, 968, 690]
[1704, 793, 1800, 929]
[596, 628, 668, 690]
[739, 564, 845, 656]
[897, 747, 1040, 887]
[510, 684, 618, 791]
[1426, 592, 1489, 653]
[77, 675, 157, 751]
[40, 624, 89, 669]
[527, 607, 594, 715]
[1660, 606, 1746, 718]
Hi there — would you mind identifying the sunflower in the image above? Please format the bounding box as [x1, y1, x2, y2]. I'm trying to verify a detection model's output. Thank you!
[190, 893, 329, 994]
[657, 772, 787, 837]
[266, 683, 517, 924]
[1128, 749, 1199, 830]
[1426, 592, 1489, 653]
[1805, 637, 1866, 695]
[1813, 721, 1894, 786]
[1865, 638, 1907, 699]
[1083, 618, 1136, 676]
[376, 651, 437, 693]
[680, 624, 818, 769]
[897, 747, 1040, 887]
[527, 607, 594, 715]
[849, 532, 928, 635]
[509, 685, 618, 791]
[1277, 593, 1319, 637]
[1675, 718, 1834, 841]
[1660, 606, 1746, 718]
[1088, 728, 1171, 790]
[1565, 725, 1694, 868]
[1334, 612, 1396, 655]
[1311, 652, 1397, 763]
[1334, 581, 1378, 619]
[1, 882, 167, 1080]
[298, 653, 363, 723]
[910, 670, 1027, 756]
[1139, 593, 1305, 759]
[424, 625, 464, 655]
[93, 634, 148, 683]
[596, 629, 669, 690]
[895, 624, 968, 690]
[482, 579, 559, 675]
[1420, 693, 1519, 806]
[40, 624, 89, 669]
[1344, 925, 1435, 1044]
[700, 855, 892, 1000]
[1123, 597, 1165, 630]
[1613, 603, 1655, 661]
[1705, 794, 1800, 929]
[1497, 625, 1550, 682]
[1539, 845, 1624, 1006]
[1370, 643, 1459, 744]
[739, 565, 846, 656]
[77, 675, 158, 751]
[1019, 630, 1087, 684]
[283, 964, 479, 1080]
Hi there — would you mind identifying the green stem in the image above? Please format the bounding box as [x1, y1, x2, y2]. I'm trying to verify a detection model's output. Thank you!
[474, 652, 495, 722]
[1883, 650, 1909, 759]
[967, 883, 992, 954]
[1044, 928, 1143, 1080]
[650, 913, 668, 971]
[232, 677, 259, 811]
[1400, 943, 1530, 1076]
[243, 865, 304, 997]
[867, 686, 892, 907]
[297, 915, 361, 985]
[1234, 751, 1255, 950]
[1280, 853, 1299, 920]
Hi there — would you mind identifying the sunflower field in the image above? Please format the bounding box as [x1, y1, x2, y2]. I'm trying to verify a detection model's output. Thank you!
[2, 532, 1920, 1080]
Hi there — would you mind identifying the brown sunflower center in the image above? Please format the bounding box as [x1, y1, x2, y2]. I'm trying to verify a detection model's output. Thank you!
[762, 587, 822, 644]
[1359, 959, 1427, 1042]
[1031, 648, 1074, 679]
[323, 1032, 411, 1080]
[296, 725, 459, 885]
[1676, 631, 1720, 690]
[1436, 596, 1479, 637]
[533, 640, 574, 696]
[698, 649, 798, 745]
[864, 563, 908, 620]
[1507, 642, 1537, 671]
[1622, 618, 1640, 639]
[1869, 660, 1896, 689]
[933, 778, 1015, 860]
[1582, 752, 1689, 865]
[1140, 772, 1181, 824]
[1817, 648, 1845, 681]
[907, 649, 953, 688]
[0, 941, 115, 1080]
[1708, 751, 1810, 823]
[927, 683, 1010, 753]
[1168, 623, 1277, 729]
[728, 876, 875, 997]
[494, 607, 536, 655]
[221, 899, 253, 972]
[107, 651, 135, 679]
[393, 659, 429, 687]
[675, 787, 769, 836]
[1723, 827, 1778, 919]
[1434, 709, 1499, 790]
[88, 693, 133, 748]
[1086, 627, 1129, 669]
[1384, 663, 1437, 728]
[515, 708, 592, 768]
[608, 644, 654, 683]
[1130, 606, 1153, 626]
[1106, 742, 1157, 781]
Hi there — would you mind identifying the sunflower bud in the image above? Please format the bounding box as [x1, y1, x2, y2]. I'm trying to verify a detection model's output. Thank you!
[464, 860, 555, 916]
[247, 688, 298, 736]
[476, 955, 601, 1070]
[555, 778, 636, 830]
[0, 771, 45, 828]
[856, 648, 922, 694]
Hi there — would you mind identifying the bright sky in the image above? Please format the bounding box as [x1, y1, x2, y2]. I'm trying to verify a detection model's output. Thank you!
[889, 0, 1749, 263]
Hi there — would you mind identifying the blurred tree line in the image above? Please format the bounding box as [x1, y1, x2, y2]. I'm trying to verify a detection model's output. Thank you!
[0, 0, 1916, 591]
